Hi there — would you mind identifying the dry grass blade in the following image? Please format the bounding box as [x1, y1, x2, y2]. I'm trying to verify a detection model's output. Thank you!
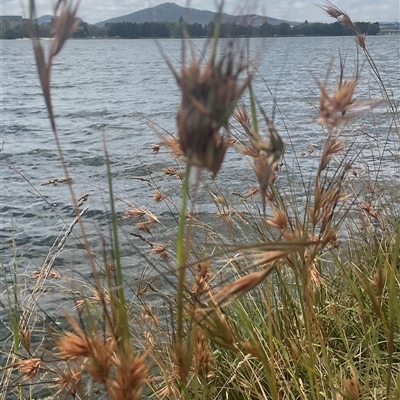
[213, 242, 312, 306]
[50, 1, 80, 58]
[253, 133, 284, 213]
[214, 263, 277, 306]
[29, 0, 79, 126]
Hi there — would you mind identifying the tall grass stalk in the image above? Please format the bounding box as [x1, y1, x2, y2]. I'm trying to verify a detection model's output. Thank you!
[175, 162, 192, 385]
[104, 136, 130, 352]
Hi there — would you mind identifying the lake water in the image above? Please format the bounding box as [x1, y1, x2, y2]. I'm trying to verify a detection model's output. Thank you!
[1, 36, 399, 313]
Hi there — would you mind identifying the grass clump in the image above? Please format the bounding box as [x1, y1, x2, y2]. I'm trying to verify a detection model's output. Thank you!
[1, 0, 400, 399]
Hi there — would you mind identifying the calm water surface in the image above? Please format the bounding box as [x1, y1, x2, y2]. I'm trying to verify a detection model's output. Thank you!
[1, 36, 399, 311]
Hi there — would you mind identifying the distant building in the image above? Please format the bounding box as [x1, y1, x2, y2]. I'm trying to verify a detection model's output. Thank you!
[379, 22, 400, 34]
[0, 15, 24, 26]
[0, 15, 25, 32]
[1, 15, 23, 22]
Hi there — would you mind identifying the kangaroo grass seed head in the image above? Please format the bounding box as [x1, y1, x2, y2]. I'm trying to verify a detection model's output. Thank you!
[152, 243, 168, 259]
[153, 190, 166, 202]
[321, 2, 344, 19]
[361, 201, 379, 220]
[195, 261, 212, 282]
[19, 328, 32, 351]
[241, 110, 284, 213]
[234, 105, 251, 126]
[266, 207, 289, 230]
[161, 137, 184, 158]
[320, 2, 356, 30]
[56, 331, 90, 360]
[136, 221, 154, 234]
[18, 358, 41, 380]
[168, 38, 251, 177]
[83, 339, 115, 384]
[321, 1, 371, 51]
[320, 137, 345, 170]
[146, 211, 159, 223]
[151, 143, 160, 154]
[245, 187, 259, 198]
[125, 207, 146, 218]
[194, 333, 215, 378]
[163, 166, 185, 179]
[141, 305, 159, 327]
[317, 77, 359, 128]
[52, 364, 84, 397]
[356, 33, 366, 50]
[211, 192, 228, 206]
[108, 353, 148, 400]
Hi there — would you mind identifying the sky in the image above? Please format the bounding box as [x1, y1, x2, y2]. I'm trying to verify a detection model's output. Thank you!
[1, 0, 399, 24]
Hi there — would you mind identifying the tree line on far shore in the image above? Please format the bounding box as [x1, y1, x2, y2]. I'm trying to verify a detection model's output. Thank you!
[107, 20, 380, 38]
[0, 18, 380, 39]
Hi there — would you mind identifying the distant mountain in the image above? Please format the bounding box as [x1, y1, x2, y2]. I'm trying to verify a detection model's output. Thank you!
[35, 15, 53, 25]
[96, 2, 293, 27]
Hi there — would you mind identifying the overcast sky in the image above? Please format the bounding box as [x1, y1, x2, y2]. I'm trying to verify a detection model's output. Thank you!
[2, 0, 399, 24]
